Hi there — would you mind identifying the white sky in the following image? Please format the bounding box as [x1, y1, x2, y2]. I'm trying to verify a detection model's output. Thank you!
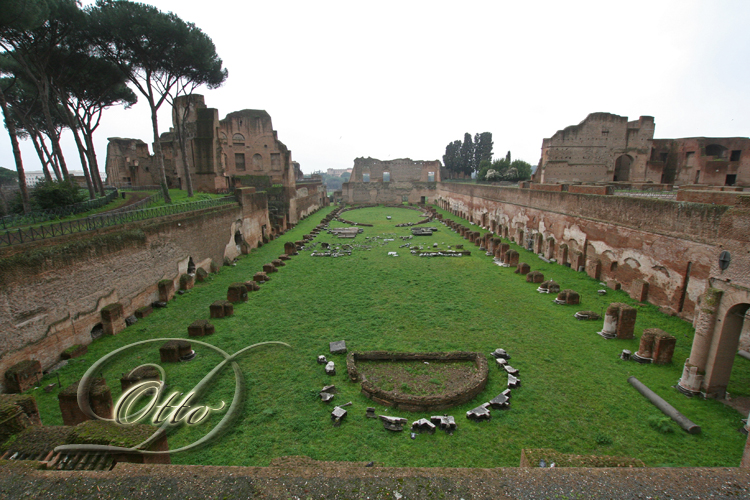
[2, 0, 750, 176]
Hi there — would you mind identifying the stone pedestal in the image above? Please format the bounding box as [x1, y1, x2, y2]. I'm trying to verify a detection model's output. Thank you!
[159, 340, 193, 363]
[586, 259, 602, 280]
[526, 271, 544, 283]
[209, 300, 234, 319]
[188, 320, 215, 337]
[158, 279, 175, 303]
[121, 366, 161, 392]
[653, 332, 677, 365]
[599, 303, 637, 339]
[101, 303, 126, 336]
[262, 263, 277, 274]
[4, 360, 42, 393]
[227, 283, 248, 302]
[515, 262, 531, 275]
[135, 305, 153, 319]
[556, 289, 580, 305]
[253, 272, 269, 282]
[505, 250, 519, 267]
[58, 378, 112, 426]
[272, 259, 285, 267]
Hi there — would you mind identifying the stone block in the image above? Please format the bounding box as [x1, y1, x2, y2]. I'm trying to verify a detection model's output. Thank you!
[159, 340, 193, 363]
[179, 273, 194, 291]
[58, 378, 112, 426]
[653, 332, 676, 365]
[4, 360, 42, 393]
[188, 319, 215, 337]
[556, 289, 580, 305]
[515, 262, 531, 275]
[60, 344, 87, 360]
[466, 403, 491, 421]
[630, 279, 650, 303]
[272, 259, 285, 267]
[279, 254, 291, 261]
[101, 303, 126, 336]
[607, 279, 621, 291]
[380, 415, 408, 431]
[263, 263, 277, 274]
[496, 243, 510, 261]
[245, 280, 260, 292]
[600, 302, 637, 340]
[505, 250, 519, 267]
[195, 267, 209, 282]
[158, 279, 175, 303]
[120, 365, 161, 392]
[210, 300, 234, 319]
[227, 283, 248, 302]
[330, 340, 347, 354]
[526, 271, 544, 283]
[539, 280, 560, 293]
[135, 305, 153, 319]
[253, 272, 269, 282]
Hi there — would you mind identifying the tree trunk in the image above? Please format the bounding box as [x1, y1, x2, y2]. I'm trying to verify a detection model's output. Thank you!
[83, 128, 105, 195]
[175, 105, 194, 197]
[149, 100, 171, 203]
[38, 133, 62, 181]
[38, 81, 69, 180]
[60, 101, 96, 200]
[0, 85, 30, 213]
[29, 133, 52, 181]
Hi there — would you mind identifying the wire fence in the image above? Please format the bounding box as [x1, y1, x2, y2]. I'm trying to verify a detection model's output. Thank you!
[0, 196, 238, 247]
[0, 188, 119, 230]
[613, 189, 677, 200]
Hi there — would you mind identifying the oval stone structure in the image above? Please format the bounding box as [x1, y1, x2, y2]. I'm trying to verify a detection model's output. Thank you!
[346, 351, 489, 412]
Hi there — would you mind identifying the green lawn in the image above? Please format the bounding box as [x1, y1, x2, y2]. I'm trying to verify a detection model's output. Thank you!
[21, 204, 750, 468]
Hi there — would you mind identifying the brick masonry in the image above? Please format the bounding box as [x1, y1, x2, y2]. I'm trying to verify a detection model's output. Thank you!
[0, 193, 270, 392]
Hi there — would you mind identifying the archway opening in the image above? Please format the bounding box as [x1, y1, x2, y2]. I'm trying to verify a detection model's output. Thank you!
[613, 154, 633, 182]
[187, 257, 196, 275]
[706, 303, 749, 399]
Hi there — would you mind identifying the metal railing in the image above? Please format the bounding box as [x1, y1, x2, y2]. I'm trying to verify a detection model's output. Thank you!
[613, 189, 676, 200]
[0, 187, 119, 230]
[0, 196, 237, 247]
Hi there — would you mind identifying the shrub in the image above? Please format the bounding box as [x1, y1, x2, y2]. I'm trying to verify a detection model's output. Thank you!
[30, 179, 86, 211]
[647, 415, 674, 434]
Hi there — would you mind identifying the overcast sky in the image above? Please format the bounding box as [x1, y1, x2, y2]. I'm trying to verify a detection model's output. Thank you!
[2, 0, 750, 177]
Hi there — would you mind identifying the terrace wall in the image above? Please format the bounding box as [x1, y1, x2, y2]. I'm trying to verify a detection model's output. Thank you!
[0, 190, 269, 392]
[436, 183, 750, 322]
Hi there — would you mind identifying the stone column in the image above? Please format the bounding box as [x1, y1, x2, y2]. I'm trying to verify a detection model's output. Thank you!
[678, 288, 722, 394]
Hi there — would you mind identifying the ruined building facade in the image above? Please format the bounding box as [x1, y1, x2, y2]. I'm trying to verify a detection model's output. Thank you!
[534, 112, 750, 187]
[104, 95, 325, 225]
[342, 157, 441, 204]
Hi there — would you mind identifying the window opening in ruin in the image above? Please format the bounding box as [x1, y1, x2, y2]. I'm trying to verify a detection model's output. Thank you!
[232, 133, 245, 143]
[428, 172, 435, 182]
[253, 154, 262, 170]
[234, 230, 243, 245]
[610, 261, 618, 272]
[705, 144, 727, 158]
[187, 257, 196, 275]
[383, 172, 390, 182]
[402, 195, 408, 203]
[725, 174, 737, 186]
[420, 196, 427, 204]
[685, 151, 696, 167]
[613, 155, 632, 182]
[235, 153, 246, 171]
[695, 170, 701, 184]
[91, 323, 104, 340]
[363, 173, 370, 183]
[659, 153, 668, 162]
[730, 150, 741, 161]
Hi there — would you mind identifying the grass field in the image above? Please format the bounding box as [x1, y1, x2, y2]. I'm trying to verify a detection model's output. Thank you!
[22, 204, 750, 468]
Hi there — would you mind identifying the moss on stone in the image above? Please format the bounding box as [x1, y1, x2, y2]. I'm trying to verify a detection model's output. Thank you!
[66, 420, 154, 448]
[703, 288, 723, 308]
[0, 230, 146, 285]
[59, 378, 109, 398]
[4, 360, 40, 382]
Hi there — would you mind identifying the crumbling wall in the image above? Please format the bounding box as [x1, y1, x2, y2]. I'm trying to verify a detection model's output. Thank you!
[0, 194, 269, 392]
[436, 183, 750, 321]
[344, 158, 441, 204]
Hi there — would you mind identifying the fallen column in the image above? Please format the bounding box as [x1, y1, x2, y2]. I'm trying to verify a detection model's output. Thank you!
[627, 376, 700, 434]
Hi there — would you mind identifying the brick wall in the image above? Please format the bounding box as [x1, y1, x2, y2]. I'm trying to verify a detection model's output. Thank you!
[437, 184, 750, 322]
[0, 198, 269, 392]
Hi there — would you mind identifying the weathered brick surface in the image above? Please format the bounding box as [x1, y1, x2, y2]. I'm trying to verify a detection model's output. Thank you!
[0, 202, 270, 392]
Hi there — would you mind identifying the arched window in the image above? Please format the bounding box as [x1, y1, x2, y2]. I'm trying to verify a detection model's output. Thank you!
[233, 133, 245, 144]
[705, 144, 728, 158]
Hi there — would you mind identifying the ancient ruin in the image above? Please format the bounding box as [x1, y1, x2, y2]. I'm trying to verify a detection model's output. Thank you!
[534, 112, 749, 186]
[342, 157, 441, 204]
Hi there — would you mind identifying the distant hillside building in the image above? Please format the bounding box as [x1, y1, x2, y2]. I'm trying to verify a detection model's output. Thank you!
[534, 112, 749, 187]
[341, 157, 441, 204]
